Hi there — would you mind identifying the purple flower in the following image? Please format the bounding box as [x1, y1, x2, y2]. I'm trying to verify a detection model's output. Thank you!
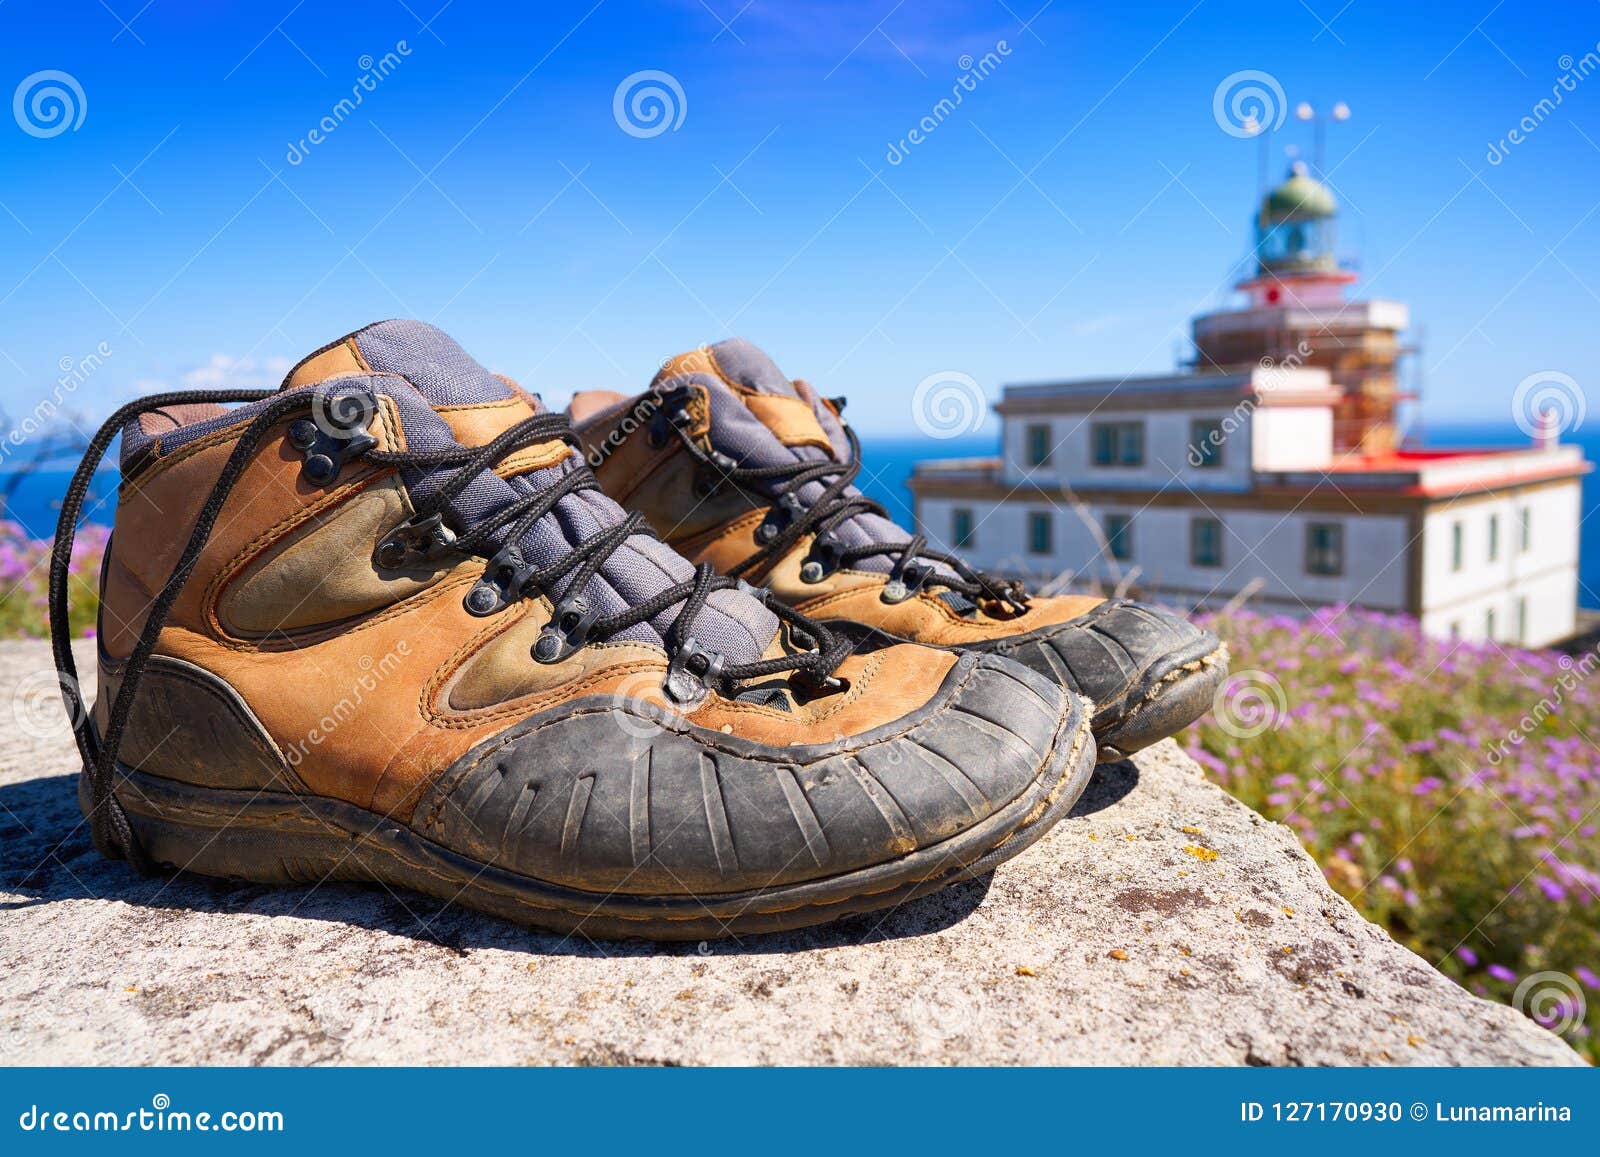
[1535, 876, 1567, 902]
[1487, 964, 1517, 983]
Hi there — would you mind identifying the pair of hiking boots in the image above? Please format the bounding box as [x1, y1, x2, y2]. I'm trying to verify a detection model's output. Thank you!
[50, 321, 1226, 940]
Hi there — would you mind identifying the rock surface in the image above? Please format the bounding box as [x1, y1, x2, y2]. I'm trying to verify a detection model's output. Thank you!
[0, 640, 1580, 1066]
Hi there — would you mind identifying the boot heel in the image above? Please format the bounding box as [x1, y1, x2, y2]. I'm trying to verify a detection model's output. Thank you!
[85, 766, 361, 887]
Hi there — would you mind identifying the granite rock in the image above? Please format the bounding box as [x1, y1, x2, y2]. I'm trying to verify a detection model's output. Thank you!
[0, 641, 1580, 1066]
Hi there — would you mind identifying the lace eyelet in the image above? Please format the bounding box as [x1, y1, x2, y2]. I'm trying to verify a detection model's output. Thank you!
[664, 638, 723, 707]
[533, 596, 599, 663]
[881, 562, 930, 605]
[292, 386, 378, 488]
[374, 512, 455, 570]
[465, 544, 536, 617]
[799, 532, 843, 584]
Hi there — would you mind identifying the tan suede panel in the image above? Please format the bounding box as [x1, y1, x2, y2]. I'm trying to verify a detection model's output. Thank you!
[657, 451, 766, 544]
[285, 339, 369, 388]
[578, 416, 660, 506]
[215, 474, 455, 636]
[685, 645, 958, 747]
[742, 392, 833, 453]
[677, 508, 769, 575]
[654, 347, 718, 383]
[435, 395, 539, 447]
[440, 601, 668, 712]
[798, 583, 1106, 644]
[495, 440, 572, 479]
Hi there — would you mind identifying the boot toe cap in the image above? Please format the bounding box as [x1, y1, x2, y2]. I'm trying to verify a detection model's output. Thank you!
[412, 652, 1087, 899]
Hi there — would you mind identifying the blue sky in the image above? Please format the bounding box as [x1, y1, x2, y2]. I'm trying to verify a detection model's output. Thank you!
[1, 0, 1598, 436]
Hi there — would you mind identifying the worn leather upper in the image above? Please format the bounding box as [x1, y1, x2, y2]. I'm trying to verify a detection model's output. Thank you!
[572, 339, 1109, 648]
[96, 324, 988, 829]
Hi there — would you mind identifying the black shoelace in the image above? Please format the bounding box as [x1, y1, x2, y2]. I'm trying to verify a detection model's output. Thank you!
[50, 388, 852, 869]
[669, 402, 1030, 614]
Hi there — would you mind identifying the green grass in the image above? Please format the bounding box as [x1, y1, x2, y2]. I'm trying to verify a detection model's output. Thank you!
[1187, 607, 1599, 1061]
[0, 520, 105, 640]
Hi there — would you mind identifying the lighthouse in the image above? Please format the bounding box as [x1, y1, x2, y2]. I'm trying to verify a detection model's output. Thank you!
[1191, 161, 1410, 454]
[910, 142, 1588, 645]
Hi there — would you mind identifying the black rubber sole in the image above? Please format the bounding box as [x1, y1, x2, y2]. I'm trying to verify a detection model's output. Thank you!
[1092, 639, 1229, 763]
[80, 692, 1097, 942]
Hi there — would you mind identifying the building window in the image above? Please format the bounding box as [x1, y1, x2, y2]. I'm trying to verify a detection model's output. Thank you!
[1488, 513, 1500, 562]
[1305, 522, 1344, 577]
[1190, 418, 1225, 469]
[952, 507, 975, 550]
[1091, 421, 1145, 467]
[1027, 511, 1053, 556]
[1104, 513, 1132, 561]
[1486, 607, 1497, 640]
[1451, 521, 1464, 572]
[1190, 517, 1224, 568]
[1519, 506, 1532, 553]
[1025, 423, 1052, 468]
[1517, 596, 1529, 643]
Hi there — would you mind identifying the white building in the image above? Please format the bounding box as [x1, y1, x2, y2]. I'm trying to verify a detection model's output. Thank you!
[911, 166, 1588, 647]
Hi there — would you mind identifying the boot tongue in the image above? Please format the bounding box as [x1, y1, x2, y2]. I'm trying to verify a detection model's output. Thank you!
[654, 340, 950, 582]
[286, 322, 779, 668]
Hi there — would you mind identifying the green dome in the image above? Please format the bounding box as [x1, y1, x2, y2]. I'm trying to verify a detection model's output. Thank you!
[1252, 162, 1339, 276]
[1260, 162, 1336, 221]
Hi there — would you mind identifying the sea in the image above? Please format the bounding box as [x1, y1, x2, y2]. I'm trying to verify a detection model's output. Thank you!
[7, 424, 1596, 604]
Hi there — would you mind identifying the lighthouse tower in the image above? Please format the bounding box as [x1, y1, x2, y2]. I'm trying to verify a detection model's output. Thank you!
[1191, 161, 1410, 454]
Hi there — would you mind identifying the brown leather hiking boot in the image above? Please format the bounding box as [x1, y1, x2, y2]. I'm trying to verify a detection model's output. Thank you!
[570, 340, 1228, 763]
[49, 321, 1095, 941]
